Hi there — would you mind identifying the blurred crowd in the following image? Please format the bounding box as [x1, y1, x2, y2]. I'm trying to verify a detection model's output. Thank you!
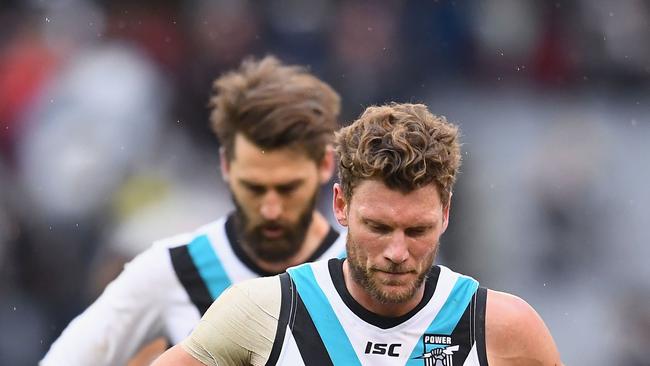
[1, 1, 650, 365]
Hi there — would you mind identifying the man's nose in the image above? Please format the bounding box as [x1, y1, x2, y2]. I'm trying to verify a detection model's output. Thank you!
[260, 191, 283, 220]
[384, 231, 409, 264]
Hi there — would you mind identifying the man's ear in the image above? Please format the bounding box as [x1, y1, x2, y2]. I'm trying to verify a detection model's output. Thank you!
[219, 147, 230, 183]
[318, 145, 336, 184]
[332, 183, 348, 227]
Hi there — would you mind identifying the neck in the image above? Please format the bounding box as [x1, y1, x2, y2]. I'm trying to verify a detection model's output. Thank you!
[251, 212, 330, 274]
[342, 259, 426, 317]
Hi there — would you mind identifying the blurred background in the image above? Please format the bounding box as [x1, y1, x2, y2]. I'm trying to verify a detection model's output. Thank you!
[1, 0, 649, 364]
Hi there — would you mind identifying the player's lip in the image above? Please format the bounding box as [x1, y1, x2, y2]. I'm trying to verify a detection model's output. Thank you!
[262, 226, 285, 238]
[375, 269, 414, 275]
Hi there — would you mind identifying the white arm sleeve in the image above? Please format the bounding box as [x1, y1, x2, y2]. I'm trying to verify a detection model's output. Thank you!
[40, 244, 172, 366]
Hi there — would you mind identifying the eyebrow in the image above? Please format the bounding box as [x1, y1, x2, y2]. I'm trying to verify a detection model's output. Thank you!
[238, 178, 305, 188]
[363, 217, 435, 229]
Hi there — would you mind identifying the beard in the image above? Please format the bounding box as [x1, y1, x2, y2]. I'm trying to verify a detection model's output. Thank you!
[346, 232, 437, 304]
[232, 193, 317, 262]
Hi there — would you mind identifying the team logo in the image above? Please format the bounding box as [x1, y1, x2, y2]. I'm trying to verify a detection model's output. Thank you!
[413, 334, 459, 366]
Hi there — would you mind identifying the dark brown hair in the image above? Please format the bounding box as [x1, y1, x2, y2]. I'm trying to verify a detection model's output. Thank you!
[335, 103, 461, 207]
[210, 55, 341, 162]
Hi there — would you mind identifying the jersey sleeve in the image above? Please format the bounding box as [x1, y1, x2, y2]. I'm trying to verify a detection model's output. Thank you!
[182, 276, 282, 366]
[40, 243, 173, 366]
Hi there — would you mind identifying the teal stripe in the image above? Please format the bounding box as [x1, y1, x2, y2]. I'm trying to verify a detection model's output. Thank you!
[287, 264, 361, 365]
[407, 275, 479, 364]
[187, 235, 232, 300]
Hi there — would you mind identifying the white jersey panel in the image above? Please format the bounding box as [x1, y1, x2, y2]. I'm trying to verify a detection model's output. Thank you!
[310, 260, 460, 365]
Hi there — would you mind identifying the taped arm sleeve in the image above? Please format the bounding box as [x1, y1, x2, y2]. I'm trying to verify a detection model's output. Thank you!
[182, 276, 281, 366]
[40, 245, 169, 366]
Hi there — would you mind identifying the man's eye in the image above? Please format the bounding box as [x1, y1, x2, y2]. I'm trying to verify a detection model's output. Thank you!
[405, 227, 428, 237]
[277, 184, 299, 195]
[244, 185, 266, 195]
[369, 224, 390, 234]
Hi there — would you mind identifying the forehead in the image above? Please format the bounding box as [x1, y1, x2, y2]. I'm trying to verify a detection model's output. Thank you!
[349, 180, 443, 225]
[229, 134, 317, 182]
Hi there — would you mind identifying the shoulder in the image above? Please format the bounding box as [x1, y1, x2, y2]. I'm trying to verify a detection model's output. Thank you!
[117, 218, 226, 290]
[151, 217, 226, 251]
[186, 276, 282, 365]
[204, 276, 282, 321]
[485, 289, 562, 365]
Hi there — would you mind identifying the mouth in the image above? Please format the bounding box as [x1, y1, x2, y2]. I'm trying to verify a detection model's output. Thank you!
[261, 225, 285, 239]
[375, 269, 415, 281]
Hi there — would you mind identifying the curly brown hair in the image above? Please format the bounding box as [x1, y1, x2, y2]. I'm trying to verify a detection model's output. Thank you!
[209, 55, 341, 162]
[335, 103, 461, 208]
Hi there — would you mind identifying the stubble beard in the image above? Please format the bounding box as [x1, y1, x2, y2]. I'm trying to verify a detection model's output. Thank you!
[232, 193, 317, 262]
[346, 233, 437, 304]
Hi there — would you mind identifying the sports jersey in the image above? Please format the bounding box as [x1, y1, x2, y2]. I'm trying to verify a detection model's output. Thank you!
[183, 258, 488, 366]
[41, 215, 345, 366]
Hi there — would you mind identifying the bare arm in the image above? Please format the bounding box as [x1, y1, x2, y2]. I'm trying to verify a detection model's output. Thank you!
[154, 276, 281, 366]
[486, 289, 563, 366]
[151, 345, 206, 366]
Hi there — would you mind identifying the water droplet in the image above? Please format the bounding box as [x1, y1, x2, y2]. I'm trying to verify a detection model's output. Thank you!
[13, 306, 16, 311]
[367, 27, 373, 31]
[45, 17, 50, 23]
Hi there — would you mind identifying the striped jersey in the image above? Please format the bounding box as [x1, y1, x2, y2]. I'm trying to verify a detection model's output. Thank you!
[270, 258, 488, 366]
[41, 215, 345, 366]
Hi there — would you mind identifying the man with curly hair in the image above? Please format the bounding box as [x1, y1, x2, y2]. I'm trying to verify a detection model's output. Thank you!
[154, 103, 562, 366]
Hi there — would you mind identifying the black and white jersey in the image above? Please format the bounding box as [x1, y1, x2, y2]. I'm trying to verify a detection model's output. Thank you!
[41, 215, 345, 366]
[269, 258, 488, 366]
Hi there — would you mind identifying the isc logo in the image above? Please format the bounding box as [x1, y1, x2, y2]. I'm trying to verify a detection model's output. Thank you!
[364, 341, 401, 357]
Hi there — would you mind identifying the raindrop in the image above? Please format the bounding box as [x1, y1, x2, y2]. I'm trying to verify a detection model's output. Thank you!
[367, 27, 373, 31]
[45, 17, 50, 23]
